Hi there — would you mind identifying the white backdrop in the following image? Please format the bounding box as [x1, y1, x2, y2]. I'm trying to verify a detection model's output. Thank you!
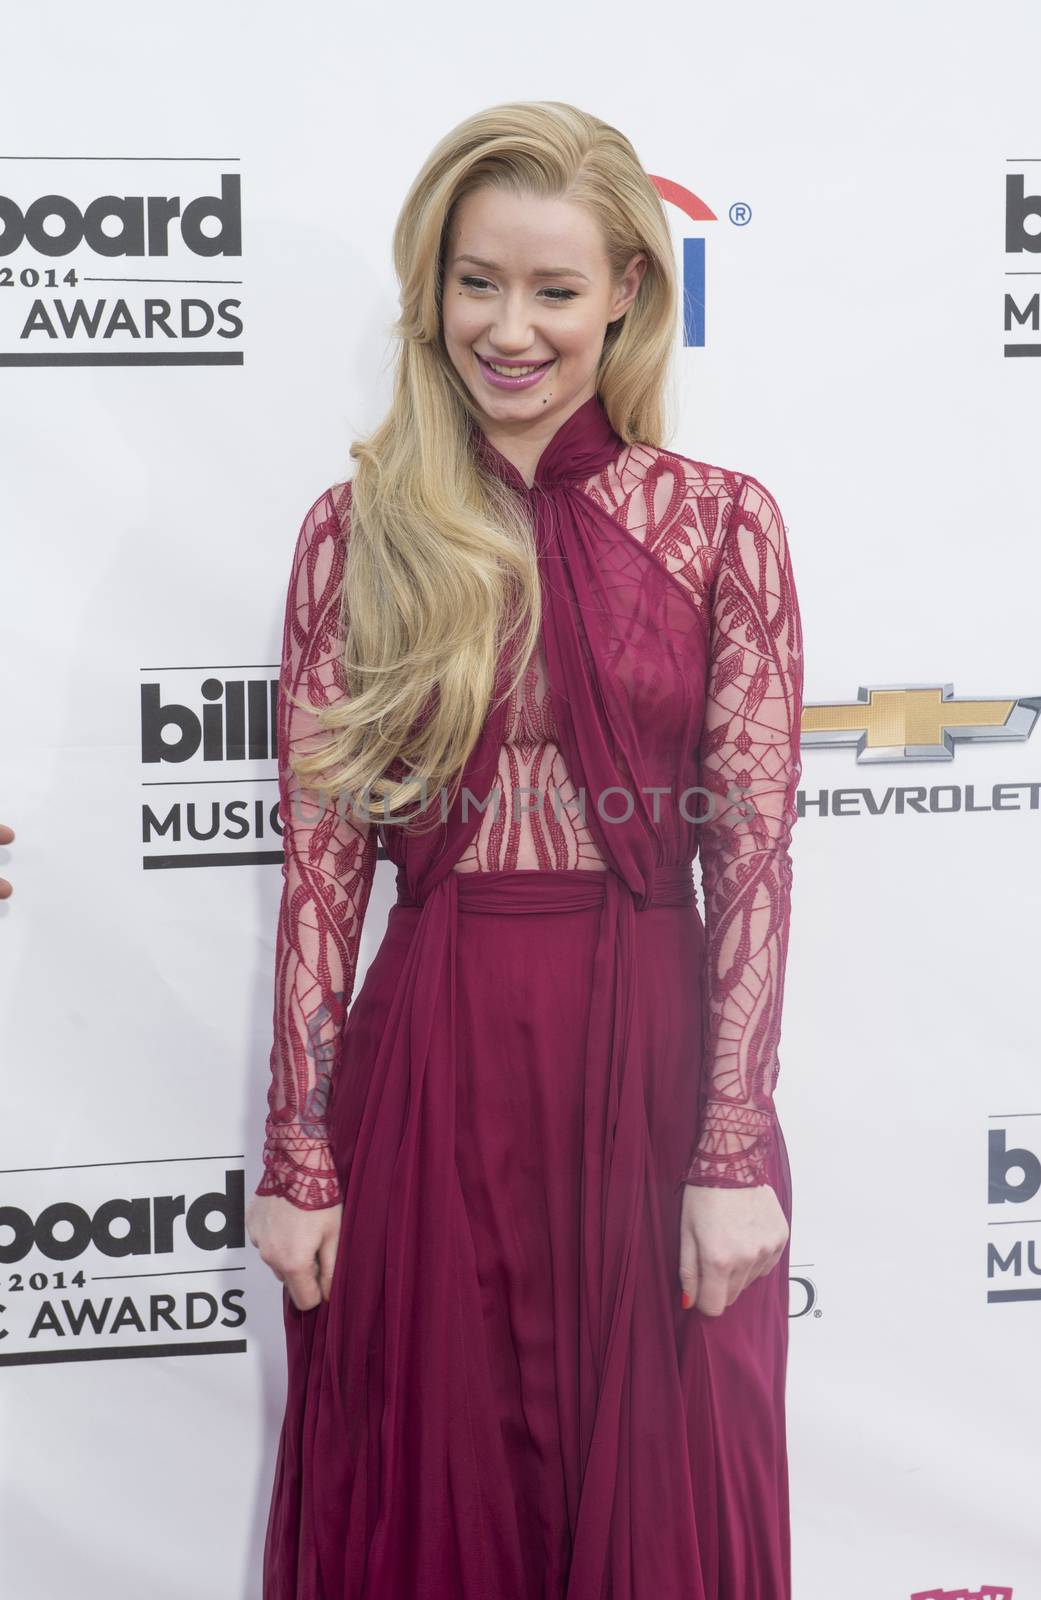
[2, 4, 1040, 1597]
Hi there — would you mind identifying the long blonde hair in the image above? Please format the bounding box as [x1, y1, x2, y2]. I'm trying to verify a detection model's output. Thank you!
[291, 100, 679, 832]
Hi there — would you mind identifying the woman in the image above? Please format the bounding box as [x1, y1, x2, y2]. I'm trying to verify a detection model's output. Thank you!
[246, 100, 803, 1600]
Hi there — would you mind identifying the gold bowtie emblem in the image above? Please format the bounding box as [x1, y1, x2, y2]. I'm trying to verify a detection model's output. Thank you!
[801, 685, 1041, 763]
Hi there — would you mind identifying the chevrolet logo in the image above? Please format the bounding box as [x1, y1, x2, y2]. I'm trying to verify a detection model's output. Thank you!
[802, 684, 1041, 763]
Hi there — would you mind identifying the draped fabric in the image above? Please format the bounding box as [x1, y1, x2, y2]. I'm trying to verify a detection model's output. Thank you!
[259, 393, 803, 1598]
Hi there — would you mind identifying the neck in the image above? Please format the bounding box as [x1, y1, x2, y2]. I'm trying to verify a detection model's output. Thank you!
[475, 384, 598, 489]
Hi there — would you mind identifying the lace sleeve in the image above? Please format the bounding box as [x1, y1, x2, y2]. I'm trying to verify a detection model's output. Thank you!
[254, 483, 378, 1210]
[682, 473, 804, 1189]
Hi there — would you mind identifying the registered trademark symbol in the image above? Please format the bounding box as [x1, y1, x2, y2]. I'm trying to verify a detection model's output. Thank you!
[813, 1309, 822, 1317]
[729, 202, 752, 226]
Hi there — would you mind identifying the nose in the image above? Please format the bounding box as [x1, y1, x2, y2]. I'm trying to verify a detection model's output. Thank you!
[486, 291, 541, 356]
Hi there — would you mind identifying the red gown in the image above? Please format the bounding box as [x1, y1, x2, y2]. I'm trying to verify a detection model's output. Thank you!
[256, 392, 804, 1599]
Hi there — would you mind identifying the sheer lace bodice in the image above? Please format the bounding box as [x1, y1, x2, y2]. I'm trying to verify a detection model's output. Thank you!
[256, 440, 803, 1209]
[452, 633, 607, 873]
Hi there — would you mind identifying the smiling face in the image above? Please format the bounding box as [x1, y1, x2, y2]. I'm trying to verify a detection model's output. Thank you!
[441, 185, 646, 451]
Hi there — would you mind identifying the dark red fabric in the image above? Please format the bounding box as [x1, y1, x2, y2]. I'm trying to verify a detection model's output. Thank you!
[261, 394, 798, 1597]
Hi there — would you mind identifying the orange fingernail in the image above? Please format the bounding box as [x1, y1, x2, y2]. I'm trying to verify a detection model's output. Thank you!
[681, 1291, 691, 1310]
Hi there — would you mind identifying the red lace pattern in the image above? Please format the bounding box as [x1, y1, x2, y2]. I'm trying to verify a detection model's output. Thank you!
[255, 485, 378, 1209]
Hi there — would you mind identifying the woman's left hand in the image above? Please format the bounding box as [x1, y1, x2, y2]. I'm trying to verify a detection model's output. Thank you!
[678, 1182, 789, 1317]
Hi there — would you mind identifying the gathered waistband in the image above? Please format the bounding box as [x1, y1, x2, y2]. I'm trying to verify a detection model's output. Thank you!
[394, 862, 696, 915]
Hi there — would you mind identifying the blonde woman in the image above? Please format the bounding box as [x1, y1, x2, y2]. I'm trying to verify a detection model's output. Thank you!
[246, 100, 804, 1600]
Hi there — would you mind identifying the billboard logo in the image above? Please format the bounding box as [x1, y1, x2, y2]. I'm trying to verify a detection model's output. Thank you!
[140, 666, 284, 870]
[1006, 167, 1041, 357]
[0, 157, 244, 366]
[987, 1119, 1041, 1306]
[0, 1157, 248, 1364]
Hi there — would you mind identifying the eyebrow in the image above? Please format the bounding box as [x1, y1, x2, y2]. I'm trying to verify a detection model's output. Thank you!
[451, 253, 590, 283]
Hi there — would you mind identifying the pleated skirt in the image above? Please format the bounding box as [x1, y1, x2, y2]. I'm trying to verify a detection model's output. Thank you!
[263, 866, 793, 1600]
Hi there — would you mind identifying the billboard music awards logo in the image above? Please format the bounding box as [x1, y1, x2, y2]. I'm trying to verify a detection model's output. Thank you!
[987, 1116, 1041, 1305]
[0, 161, 242, 365]
[1005, 163, 1041, 358]
[0, 1158, 247, 1365]
[140, 666, 286, 869]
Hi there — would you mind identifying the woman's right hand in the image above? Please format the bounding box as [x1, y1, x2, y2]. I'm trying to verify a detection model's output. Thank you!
[246, 1193, 342, 1311]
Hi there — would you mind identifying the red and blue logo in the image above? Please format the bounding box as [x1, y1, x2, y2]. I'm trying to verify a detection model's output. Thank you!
[648, 176, 718, 347]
